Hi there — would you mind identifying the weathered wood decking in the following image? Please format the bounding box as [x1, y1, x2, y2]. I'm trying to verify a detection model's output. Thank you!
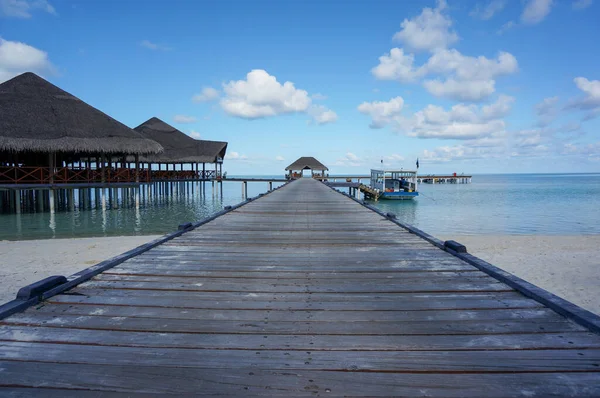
[1, 178, 600, 396]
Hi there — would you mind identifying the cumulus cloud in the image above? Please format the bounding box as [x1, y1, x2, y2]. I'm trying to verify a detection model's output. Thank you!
[219, 69, 336, 125]
[392, 0, 458, 52]
[275, 155, 285, 161]
[421, 50, 518, 101]
[566, 77, 600, 120]
[0, 0, 56, 18]
[335, 152, 362, 167]
[371, 48, 424, 83]
[173, 115, 197, 124]
[220, 69, 311, 118]
[359, 95, 514, 140]
[308, 105, 338, 125]
[225, 151, 248, 160]
[371, 46, 518, 102]
[0, 38, 55, 82]
[521, 0, 553, 24]
[470, 0, 507, 20]
[192, 87, 219, 103]
[188, 130, 201, 139]
[534, 96, 560, 126]
[357, 96, 405, 129]
[140, 40, 171, 51]
[572, 0, 593, 10]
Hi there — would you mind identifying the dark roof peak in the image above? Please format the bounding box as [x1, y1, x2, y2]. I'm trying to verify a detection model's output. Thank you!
[0, 72, 163, 154]
[285, 157, 328, 171]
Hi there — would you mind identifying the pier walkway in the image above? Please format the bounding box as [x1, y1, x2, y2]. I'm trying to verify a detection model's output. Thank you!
[1, 178, 600, 396]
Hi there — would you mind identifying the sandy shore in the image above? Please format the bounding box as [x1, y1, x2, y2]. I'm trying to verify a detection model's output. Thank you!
[441, 235, 600, 315]
[1, 234, 599, 316]
[0, 235, 161, 304]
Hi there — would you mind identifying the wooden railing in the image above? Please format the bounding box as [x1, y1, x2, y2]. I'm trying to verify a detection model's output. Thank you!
[0, 167, 151, 184]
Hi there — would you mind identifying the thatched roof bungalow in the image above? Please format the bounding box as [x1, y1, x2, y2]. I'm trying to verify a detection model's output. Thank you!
[285, 157, 328, 179]
[133, 117, 227, 164]
[0, 72, 163, 158]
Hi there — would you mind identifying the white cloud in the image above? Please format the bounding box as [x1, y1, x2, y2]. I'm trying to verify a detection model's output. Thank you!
[360, 95, 514, 140]
[308, 105, 338, 125]
[497, 20, 516, 35]
[423, 78, 496, 102]
[521, 0, 553, 24]
[422, 50, 518, 101]
[0, 38, 54, 83]
[572, 0, 593, 10]
[573, 77, 600, 107]
[567, 77, 600, 120]
[357, 96, 405, 129]
[220, 69, 311, 119]
[371, 47, 518, 102]
[192, 87, 219, 103]
[188, 130, 201, 139]
[346, 152, 359, 161]
[275, 155, 285, 161]
[140, 40, 171, 51]
[392, 0, 458, 52]
[535, 96, 560, 126]
[173, 115, 197, 124]
[481, 94, 515, 119]
[470, 0, 507, 20]
[225, 151, 248, 160]
[335, 152, 362, 167]
[371, 48, 424, 83]
[0, 0, 55, 18]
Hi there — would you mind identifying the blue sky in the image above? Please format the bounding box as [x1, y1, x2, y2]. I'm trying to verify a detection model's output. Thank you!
[1, 0, 599, 175]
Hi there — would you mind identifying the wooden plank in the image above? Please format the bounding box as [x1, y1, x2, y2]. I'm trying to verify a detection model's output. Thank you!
[2, 326, 599, 351]
[1, 361, 599, 396]
[30, 305, 561, 323]
[46, 292, 544, 311]
[103, 269, 484, 278]
[2, 342, 600, 373]
[3, 313, 584, 335]
[76, 279, 512, 293]
[93, 272, 494, 283]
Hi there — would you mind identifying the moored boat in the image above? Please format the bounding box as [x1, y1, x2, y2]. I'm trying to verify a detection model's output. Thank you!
[362, 169, 419, 200]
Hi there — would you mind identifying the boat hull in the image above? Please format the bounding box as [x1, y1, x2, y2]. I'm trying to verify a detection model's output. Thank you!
[380, 192, 419, 200]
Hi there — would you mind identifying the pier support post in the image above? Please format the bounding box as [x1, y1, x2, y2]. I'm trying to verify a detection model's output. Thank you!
[49, 190, 55, 214]
[269, 181, 273, 191]
[15, 190, 21, 214]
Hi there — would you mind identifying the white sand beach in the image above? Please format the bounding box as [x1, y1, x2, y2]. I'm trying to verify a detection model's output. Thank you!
[0, 235, 161, 304]
[441, 235, 600, 315]
[1, 234, 599, 316]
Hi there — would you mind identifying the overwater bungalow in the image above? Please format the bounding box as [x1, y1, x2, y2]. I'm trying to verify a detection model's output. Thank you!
[132, 117, 227, 181]
[0, 72, 163, 185]
[285, 157, 329, 179]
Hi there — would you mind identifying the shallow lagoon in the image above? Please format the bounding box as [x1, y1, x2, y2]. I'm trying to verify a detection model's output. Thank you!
[1, 173, 599, 240]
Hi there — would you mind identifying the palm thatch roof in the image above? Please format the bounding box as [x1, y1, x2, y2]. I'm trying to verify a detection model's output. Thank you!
[285, 157, 328, 171]
[133, 117, 227, 163]
[0, 72, 163, 154]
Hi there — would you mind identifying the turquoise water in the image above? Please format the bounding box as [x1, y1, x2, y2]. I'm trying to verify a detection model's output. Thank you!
[0, 174, 599, 240]
[0, 180, 284, 241]
[366, 173, 600, 236]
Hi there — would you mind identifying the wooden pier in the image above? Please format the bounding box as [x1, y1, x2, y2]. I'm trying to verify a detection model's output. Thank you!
[1, 178, 599, 396]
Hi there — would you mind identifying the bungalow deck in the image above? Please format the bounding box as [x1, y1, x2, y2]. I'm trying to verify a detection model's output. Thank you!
[1, 178, 599, 396]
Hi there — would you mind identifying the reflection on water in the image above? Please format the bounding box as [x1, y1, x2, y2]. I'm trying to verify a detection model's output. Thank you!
[2, 174, 599, 240]
[0, 180, 282, 240]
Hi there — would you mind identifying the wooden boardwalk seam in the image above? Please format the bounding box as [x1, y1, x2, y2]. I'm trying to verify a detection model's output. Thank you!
[1, 178, 599, 396]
